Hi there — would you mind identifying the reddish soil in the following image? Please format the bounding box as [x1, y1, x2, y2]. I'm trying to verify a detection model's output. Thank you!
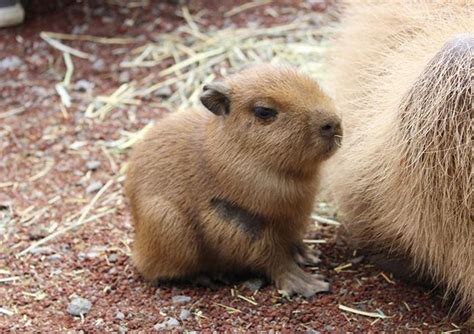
[0, 1, 464, 332]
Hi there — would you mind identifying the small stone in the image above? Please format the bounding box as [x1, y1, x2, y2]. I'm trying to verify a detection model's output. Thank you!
[118, 71, 131, 83]
[93, 58, 105, 71]
[28, 226, 47, 240]
[108, 253, 119, 262]
[85, 251, 99, 259]
[115, 311, 125, 320]
[349, 255, 365, 264]
[153, 317, 179, 331]
[154, 86, 172, 98]
[306, 330, 321, 334]
[75, 79, 94, 92]
[47, 254, 62, 262]
[179, 308, 191, 320]
[86, 181, 103, 194]
[86, 160, 101, 171]
[30, 246, 54, 255]
[67, 297, 92, 316]
[243, 278, 265, 292]
[172, 295, 191, 305]
[0, 56, 23, 71]
[118, 326, 128, 334]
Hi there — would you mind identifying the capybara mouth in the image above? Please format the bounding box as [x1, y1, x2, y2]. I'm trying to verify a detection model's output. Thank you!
[334, 134, 343, 148]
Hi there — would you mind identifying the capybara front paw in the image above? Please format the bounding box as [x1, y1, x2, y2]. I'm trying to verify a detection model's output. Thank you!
[276, 265, 329, 298]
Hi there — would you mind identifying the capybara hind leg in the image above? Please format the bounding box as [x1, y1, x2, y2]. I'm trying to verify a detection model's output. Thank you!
[132, 199, 202, 281]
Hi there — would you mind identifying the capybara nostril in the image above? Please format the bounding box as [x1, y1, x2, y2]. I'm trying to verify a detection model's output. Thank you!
[320, 121, 342, 138]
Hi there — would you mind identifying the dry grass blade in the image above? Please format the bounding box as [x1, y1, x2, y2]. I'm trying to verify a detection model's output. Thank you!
[0, 307, 14, 316]
[225, 0, 272, 17]
[28, 157, 55, 182]
[55, 83, 71, 108]
[237, 294, 258, 305]
[303, 239, 327, 244]
[311, 214, 341, 226]
[334, 263, 352, 273]
[0, 107, 26, 119]
[40, 32, 94, 60]
[213, 302, 242, 314]
[338, 304, 387, 319]
[62, 52, 74, 86]
[42, 31, 137, 44]
[0, 276, 21, 283]
[17, 180, 115, 257]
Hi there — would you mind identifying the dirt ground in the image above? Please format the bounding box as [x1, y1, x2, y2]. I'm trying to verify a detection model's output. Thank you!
[0, 1, 466, 332]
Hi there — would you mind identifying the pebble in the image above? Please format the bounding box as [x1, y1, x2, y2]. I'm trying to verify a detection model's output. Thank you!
[67, 297, 92, 316]
[93, 58, 106, 71]
[153, 317, 180, 331]
[86, 181, 103, 194]
[108, 253, 119, 262]
[349, 255, 365, 264]
[172, 295, 191, 305]
[30, 246, 54, 255]
[179, 308, 191, 320]
[115, 311, 125, 320]
[118, 71, 131, 83]
[47, 254, 62, 262]
[0, 56, 23, 71]
[86, 160, 101, 171]
[154, 86, 172, 98]
[118, 326, 128, 333]
[243, 278, 265, 292]
[306, 330, 321, 334]
[75, 79, 95, 93]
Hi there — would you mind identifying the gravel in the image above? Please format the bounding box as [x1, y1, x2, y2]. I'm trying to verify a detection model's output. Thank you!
[85, 160, 101, 171]
[179, 308, 191, 321]
[115, 311, 125, 320]
[171, 295, 191, 305]
[0, 56, 23, 71]
[108, 253, 119, 262]
[153, 317, 180, 331]
[154, 86, 173, 97]
[85, 181, 103, 193]
[67, 297, 92, 317]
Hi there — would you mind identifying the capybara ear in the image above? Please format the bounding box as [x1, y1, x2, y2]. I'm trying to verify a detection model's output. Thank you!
[200, 82, 231, 116]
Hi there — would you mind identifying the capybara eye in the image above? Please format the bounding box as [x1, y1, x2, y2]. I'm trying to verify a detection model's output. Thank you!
[254, 107, 277, 120]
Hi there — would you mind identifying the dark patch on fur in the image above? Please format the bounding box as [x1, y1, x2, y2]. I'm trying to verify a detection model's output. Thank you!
[210, 197, 267, 239]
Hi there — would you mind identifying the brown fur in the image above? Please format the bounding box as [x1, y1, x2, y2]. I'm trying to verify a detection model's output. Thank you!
[325, 1, 473, 326]
[125, 64, 342, 296]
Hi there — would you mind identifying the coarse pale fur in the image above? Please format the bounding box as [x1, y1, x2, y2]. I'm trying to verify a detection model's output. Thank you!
[325, 1, 473, 326]
[125, 64, 341, 296]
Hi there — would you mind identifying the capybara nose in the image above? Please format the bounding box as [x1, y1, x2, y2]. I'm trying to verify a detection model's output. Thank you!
[320, 120, 342, 138]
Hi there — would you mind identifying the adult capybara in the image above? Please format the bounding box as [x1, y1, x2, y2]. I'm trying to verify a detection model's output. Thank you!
[325, 1, 473, 327]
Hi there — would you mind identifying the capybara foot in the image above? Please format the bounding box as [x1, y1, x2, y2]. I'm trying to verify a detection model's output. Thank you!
[294, 242, 321, 267]
[275, 264, 329, 297]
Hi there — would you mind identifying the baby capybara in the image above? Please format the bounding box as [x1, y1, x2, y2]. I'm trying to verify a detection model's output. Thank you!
[125, 64, 342, 296]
